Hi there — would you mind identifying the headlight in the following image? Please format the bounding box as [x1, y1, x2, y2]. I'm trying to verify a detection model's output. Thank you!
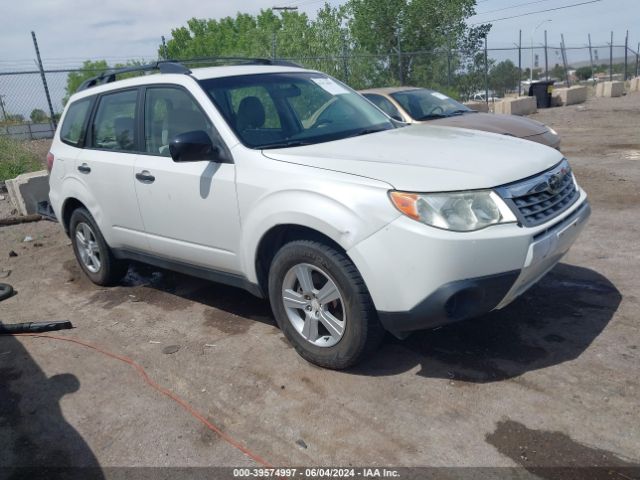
[389, 190, 517, 232]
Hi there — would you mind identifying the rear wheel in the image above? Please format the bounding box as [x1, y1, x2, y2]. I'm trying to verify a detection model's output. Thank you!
[69, 208, 128, 286]
[268, 240, 383, 369]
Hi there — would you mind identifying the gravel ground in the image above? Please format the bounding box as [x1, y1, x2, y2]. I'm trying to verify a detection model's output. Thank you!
[0, 93, 639, 477]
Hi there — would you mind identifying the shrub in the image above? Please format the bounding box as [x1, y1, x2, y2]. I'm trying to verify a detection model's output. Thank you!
[0, 136, 43, 182]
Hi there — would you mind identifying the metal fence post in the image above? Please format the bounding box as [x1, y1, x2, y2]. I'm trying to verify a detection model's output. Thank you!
[272, 31, 277, 60]
[397, 26, 403, 85]
[609, 31, 613, 81]
[31, 31, 57, 128]
[624, 30, 629, 81]
[161, 36, 168, 59]
[588, 34, 594, 81]
[0, 94, 7, 121]
[637, 42, 640, 77]
[518, 30, 522, 96]
[342, 32, 349, 84]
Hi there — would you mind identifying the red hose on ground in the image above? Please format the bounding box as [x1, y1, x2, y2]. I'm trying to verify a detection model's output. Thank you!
[12, 333, 274, 468]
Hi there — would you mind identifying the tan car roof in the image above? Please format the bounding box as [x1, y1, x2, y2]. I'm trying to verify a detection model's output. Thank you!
[359, 86, 421, 95]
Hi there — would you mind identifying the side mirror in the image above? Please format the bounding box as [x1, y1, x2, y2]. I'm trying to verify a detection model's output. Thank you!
[169, 130, 232, 163]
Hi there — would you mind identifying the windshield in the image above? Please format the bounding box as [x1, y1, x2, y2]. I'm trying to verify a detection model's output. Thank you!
[198, 72, 395, 149]
[390, 89, 472, 121]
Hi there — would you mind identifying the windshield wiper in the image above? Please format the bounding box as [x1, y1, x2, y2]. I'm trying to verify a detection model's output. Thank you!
[447, 109, 472, 116]
[417, 113, 449, 120]
[352, 127, 390, 137]
[261, 140, 311, 150]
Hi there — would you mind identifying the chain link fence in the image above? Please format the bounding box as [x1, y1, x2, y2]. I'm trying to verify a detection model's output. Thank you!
[1, 42, 639, 141]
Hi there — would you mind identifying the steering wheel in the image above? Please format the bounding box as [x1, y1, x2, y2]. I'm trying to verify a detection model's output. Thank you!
[310, 118, 333, 129]
[426, 105, 445, 116]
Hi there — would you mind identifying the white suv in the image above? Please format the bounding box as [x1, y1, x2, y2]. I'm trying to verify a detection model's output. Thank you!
[48, 60, 590, 369]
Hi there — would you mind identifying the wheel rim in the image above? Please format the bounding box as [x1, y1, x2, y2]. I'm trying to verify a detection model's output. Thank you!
[75, 222, 102, 273]
[282, 263, 346, 348]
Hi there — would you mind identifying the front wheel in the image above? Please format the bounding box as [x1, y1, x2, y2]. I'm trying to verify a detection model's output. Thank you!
[268, 240, 384, 369]
[69, 208, 128, 286]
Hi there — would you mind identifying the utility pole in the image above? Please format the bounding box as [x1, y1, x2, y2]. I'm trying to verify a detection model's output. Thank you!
[637, 42, 640, 77]
[31, 31, 57, 128]
[272, 6, 298, 61]
[531, 20, 551, 83]
[484, 35, 489, 106]
[588, 34, 594, 82]
[560, 34, 570, 86]
[544, 30, 549, 80]
[518, 30, 522, 96]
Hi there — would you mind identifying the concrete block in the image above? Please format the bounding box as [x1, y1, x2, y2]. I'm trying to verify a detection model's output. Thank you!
[595, 82, 605, 97]
[463, 101, 489, 113]
[553, 86, 588, 106]
[629, 77, 640, 92]
[494, 96, 537, 116]
[5, 170, 50, 216]
[597, 81, 624, 97]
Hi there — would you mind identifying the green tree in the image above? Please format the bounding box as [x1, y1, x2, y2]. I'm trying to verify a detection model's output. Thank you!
[30, 108, 48, 123]
[490, 59, 520, 97]
[160, 0, 488, 93]
[63, 60, 108, 105]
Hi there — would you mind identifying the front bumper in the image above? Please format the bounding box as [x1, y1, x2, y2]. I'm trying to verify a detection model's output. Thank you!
[347, 193, 590, 335]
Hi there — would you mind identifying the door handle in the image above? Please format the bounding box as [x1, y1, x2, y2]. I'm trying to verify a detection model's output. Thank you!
[77, 163, 91, 174]
[135, 170, 155, 184]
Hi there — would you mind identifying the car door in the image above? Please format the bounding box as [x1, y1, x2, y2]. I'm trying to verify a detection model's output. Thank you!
[76, 88, 148, 251]
[133, 85, 241, 273]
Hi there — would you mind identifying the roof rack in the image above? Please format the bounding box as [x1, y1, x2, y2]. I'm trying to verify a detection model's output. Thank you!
[77, 61, 191, 91]
[76, 57, 303, 92]
[181, 56, 302, 68]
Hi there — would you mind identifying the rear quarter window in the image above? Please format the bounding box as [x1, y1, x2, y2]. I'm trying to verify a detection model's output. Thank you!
[60, 98, 93, 146]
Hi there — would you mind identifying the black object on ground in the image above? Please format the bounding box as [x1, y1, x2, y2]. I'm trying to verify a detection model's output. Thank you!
[0, 283, 14, 301]
[529, 80, 555, 108]
[37, 200, 57, 221]
[0, 320, 73, 334]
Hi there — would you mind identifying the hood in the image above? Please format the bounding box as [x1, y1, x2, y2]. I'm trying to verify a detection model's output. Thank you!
[425, 112, 548, 138]
[262, 124, 564, 192]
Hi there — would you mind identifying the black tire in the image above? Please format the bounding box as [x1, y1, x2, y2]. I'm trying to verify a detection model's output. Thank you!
[69, 207, 128, 286]
[268, 240, 384, 369]
[0, 283, 14, 302]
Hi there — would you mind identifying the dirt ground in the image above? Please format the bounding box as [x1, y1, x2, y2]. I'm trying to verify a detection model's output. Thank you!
[1, 93, 639, 477]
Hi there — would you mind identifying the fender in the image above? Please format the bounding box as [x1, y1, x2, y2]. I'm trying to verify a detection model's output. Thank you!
[239, 184, 401, 284]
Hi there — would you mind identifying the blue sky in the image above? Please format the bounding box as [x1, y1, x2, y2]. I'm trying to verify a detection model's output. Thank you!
[0, 0, 637, 69]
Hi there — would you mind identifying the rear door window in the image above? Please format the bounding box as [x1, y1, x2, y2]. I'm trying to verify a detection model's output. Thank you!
[91, 90, 138, 151]
[60, 98, 93, 146]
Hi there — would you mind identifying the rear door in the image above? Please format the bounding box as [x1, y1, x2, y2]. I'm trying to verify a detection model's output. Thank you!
[76, 88, 148, 251]
[133, 85, 240, 273]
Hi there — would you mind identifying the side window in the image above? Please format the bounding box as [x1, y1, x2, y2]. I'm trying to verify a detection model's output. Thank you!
[91, 90, 138, 151]
[144, 87, 213, 157]
[364, 94, 402, 120]
[60, 98, 92, 146]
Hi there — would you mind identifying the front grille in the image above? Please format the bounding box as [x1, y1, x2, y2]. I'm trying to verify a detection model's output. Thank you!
[496, 159, 579, 227]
